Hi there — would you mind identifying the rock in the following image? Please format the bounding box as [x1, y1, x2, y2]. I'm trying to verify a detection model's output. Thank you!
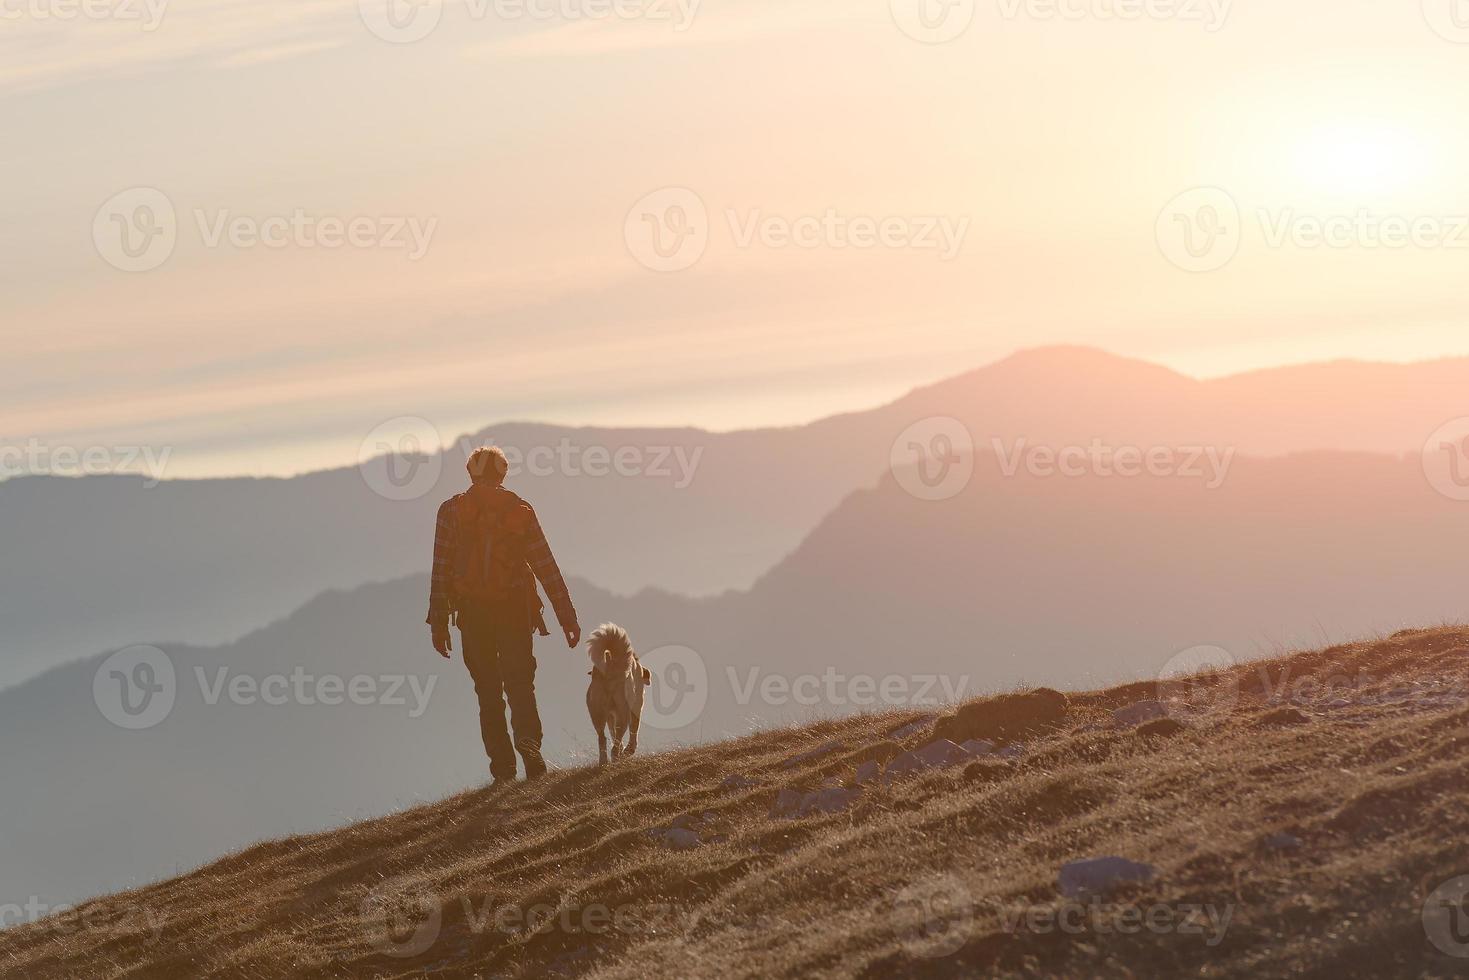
[783, 740, 845, 768]
[1262, 831, 1302, 852]
[1327, 698, 1353, 710]
[770, 788, 806, 818]
[1257, 707, 1311, 727]
[998, 744, 1025, 759]
[960, 739, 996, 756]
[770, 785, 861, 819]
[1136, 718, 1187, 738]
[855, 760, 881, 785]
[661, 827, 701, 850]
[934, 688, 1069, 745]
[1058, 857, 1158, 898]
[671, 813, 701, 831]
[886, 715, 938, 740]
[802, 786, 860, 816]
[720, 774, 760, 791]
[1113, 700, 1168, 727]
[963, 760, 1012, 783]
[915, 739, 971, 767]
[882, 739, 972, 783]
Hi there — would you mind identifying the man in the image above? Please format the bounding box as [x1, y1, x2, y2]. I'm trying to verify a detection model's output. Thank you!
[427, 446, 581, 785]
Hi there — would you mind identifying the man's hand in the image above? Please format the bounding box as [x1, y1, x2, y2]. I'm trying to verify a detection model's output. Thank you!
[432, 625, 453, 659]
[564, 625, 581, 649]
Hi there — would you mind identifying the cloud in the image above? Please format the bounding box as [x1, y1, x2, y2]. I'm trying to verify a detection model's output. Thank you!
[0, 0, 350, 91]
[213, 38, 345, 69]
[462, 0, 844, 59]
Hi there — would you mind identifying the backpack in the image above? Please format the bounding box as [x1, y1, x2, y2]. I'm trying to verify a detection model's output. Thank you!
[450, 486, 536, 604]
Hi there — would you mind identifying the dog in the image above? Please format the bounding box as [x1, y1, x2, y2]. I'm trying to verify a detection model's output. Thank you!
[585, 623, 652, 766]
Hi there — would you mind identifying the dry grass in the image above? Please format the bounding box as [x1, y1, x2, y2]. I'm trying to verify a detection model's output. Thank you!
[6, 628, 1469, 979]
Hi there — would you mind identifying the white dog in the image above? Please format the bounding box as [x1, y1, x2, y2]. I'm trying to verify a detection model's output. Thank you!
[585, 624, 652, 765]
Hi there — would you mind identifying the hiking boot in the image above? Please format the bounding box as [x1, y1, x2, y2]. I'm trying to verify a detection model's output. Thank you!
[522, 753, 548, 781]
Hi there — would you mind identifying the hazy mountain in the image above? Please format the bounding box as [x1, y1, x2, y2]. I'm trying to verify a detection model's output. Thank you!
[6, 346, 1469, 689]
[6, 446, 1468, 911]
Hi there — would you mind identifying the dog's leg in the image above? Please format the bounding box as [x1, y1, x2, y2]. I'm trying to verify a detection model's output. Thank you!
[625, 674, 644, 757]
[610, 704, 628, 760]
[588, 683, 609, 767]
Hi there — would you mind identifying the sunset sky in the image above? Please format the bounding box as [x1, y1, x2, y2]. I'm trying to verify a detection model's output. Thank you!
[6, 0, 1469, 478]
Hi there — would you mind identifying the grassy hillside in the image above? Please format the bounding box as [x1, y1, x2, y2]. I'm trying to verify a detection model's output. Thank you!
[5, 627, 1469, 979]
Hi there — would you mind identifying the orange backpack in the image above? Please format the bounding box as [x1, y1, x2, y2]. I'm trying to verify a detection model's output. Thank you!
[450, 486, 535, 604]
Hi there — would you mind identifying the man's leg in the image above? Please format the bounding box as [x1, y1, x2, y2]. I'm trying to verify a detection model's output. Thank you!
[493, 603, 545, 778]
[459, 606, 519, 781]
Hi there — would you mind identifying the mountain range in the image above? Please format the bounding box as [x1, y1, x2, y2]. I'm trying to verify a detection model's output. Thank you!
[6, 346, 1469, 690]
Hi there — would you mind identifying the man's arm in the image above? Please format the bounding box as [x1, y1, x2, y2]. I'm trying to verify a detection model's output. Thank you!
[427, 499, 456, 656]
[526, 514, 580, 647]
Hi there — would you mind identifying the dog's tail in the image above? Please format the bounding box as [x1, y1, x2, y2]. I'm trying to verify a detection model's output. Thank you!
[587, 623, 633, 670]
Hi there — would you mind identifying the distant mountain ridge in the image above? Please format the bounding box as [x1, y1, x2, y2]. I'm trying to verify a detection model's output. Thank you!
[5, 345, 1469, 689]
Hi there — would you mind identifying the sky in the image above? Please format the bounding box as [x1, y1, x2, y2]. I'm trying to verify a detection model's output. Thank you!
[6, 0, 1469, 479]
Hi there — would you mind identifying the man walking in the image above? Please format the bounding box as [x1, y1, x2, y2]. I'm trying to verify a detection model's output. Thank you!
[428, 446, 581, 785]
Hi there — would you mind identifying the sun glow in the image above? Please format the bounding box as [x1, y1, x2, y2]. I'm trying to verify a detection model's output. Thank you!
[1293, 121, 1436, 197]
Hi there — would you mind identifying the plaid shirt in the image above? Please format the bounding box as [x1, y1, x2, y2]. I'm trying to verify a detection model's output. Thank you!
[426, 491, 577, 636]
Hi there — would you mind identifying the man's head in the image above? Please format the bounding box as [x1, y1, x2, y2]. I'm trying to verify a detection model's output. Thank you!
[467, 445, 510, 486]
